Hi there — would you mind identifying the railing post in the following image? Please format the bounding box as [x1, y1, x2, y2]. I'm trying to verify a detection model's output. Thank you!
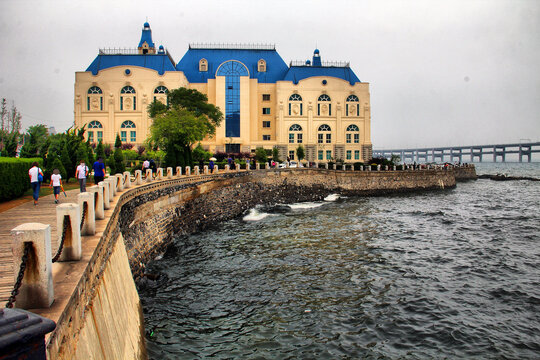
[78, 192, 95, 236]
[185, 166, 191, 176]
[108, 176, 117, 196]
[145, 169, 153, 182]
[225, 164, 230, 172]
[56, 203, 82, 261]
[123, 171, 131, 188]
[167, 167, 173, 179]
[134, 170, 143, 185]
[156, 168, 164, 180]
[204, 165, 209, 175]
[235, 163, 241, 172]
[104, 178, 115, 203]
[256, 163, 260, 170]
[10, 223, 54, 308]
[98, 181, 110, 210]
[176, 166, 182, 177]
[342, 164, 346, 171]
[265, 163, 270, 170]
[115, 173, 124, 192]
[360, 165, 363, 171]
[87, 185, 104, 220]
[193, 166, 200, 175]
[214, 165, 219, 174]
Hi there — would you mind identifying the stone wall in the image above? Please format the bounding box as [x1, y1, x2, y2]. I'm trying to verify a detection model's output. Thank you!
[47, 167, 471, 359]
[453, 165, 478, 181]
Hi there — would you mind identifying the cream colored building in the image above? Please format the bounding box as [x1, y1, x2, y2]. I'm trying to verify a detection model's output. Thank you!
[75, 22, 372, 162]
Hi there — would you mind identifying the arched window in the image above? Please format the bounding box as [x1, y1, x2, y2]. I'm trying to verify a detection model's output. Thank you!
[120, 86, 136, 111]
[317, 94, 331, 116]
[154, 86, 169, 105]
[317, 124, 331, 144]
[121, 120, 136, 143]
[199, 58, 208, 72]
[288, 124, 303, 144]
[346, 94, 360, 116]
[87, 120, 103, 143]
[288, 93, 303, 116]
[87, 86, 103, 111]
[88, 120, 103, 128]
[258, 59, 266, 72]
[216, 61, 249, 138]
[346, 124, 360, 144]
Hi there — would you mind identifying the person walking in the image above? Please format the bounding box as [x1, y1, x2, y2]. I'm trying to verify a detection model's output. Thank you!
[93, 157, 105, 184]
[28, 161, 43, 206]
[76, 160, 89, 192]
[49, 168, 62, 204]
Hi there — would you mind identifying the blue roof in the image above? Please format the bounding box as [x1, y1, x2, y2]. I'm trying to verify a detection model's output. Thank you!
[284, 66, 361, 85]
[86, 54, 176, 75]
[176, 48, 289, 83]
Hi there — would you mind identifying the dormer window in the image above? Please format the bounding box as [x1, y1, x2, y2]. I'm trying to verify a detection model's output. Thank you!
[199, 58, 208, 72]
[258, 59, 266, 72]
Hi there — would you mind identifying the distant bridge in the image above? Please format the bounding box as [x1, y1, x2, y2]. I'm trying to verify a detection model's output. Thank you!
[373, 142, 540, 163]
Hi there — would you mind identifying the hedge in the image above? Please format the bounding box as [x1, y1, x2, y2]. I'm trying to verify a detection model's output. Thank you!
[0, 157, 44, 202]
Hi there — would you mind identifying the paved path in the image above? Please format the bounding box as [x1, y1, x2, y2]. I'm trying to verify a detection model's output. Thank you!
[0, 187, 83, 305]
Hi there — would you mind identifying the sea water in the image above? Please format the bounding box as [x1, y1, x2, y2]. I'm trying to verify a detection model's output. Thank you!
[138, 163, 540, 359]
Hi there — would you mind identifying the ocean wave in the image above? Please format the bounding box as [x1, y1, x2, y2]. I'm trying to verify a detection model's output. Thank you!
[288, 202, 325, 210]
[242, 208, 272, 221]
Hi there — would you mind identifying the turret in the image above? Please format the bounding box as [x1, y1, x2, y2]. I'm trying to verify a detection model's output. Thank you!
[312, 48, 321, 66]
[138, 22, 155, 54]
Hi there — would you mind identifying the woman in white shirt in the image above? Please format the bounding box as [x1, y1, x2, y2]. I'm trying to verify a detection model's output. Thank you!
[28, 162, 44, 206]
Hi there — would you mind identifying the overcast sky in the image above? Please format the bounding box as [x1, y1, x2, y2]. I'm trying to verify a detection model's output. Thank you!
[1, 0, 539, 149]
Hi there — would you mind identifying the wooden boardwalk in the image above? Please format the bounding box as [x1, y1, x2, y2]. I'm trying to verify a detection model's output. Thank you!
[0, 187, 85, 305]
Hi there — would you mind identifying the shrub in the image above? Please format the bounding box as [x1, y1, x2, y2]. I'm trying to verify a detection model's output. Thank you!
[0, 157, 43, 201]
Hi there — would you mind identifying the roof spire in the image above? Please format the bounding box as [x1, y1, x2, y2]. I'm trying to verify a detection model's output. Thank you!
[312, 48, 321, 66]
[138, 21, 155, 54]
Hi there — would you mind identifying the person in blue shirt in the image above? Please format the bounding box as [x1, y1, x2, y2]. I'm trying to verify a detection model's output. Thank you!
[93, 157, 105, 184]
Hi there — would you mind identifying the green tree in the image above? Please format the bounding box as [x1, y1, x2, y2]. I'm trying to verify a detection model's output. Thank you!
[147, 90, 223, 168]
[115, 133, 122, 148]
[296, 145, 305, 162]
[147, 87, 223, 168]
[255, 147, 268, 164]
[0, 99, 22, 157]
[95, 140, 105, 160]
[20, 124, 48, 158]
[192, 143, 211, 163]
[86, 141, 95, 165]
[272, 146, 280, 163]
[61, 142, 73, 180]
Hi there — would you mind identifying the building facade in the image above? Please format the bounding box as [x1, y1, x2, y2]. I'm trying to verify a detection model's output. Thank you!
[74, 23, 372, 162]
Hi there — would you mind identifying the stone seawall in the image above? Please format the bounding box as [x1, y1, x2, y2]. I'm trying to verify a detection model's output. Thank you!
[47, 167, 470, 359]
[453, 165, 477, 181]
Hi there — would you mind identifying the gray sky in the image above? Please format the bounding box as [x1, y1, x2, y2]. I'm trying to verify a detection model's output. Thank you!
[1, 0, 539, 149]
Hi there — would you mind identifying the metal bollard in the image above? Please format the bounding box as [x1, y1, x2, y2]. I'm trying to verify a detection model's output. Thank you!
[0, 307, 56, 358]
[87, 185, 104, 220]
[167, 167, 173, 179]
[176, 166, 182, 177]
[55, 203, 82, 261]
[10, 223, 54, 308]
[123, 171, 131, 188]
[98, 181, 110, 210]
[78, 192, 95, 236]
[134, 170, 143, 185]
